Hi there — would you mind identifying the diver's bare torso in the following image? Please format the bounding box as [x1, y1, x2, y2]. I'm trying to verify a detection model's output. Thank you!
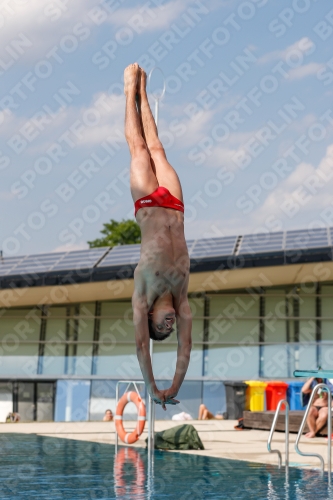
[134, 207, 190, 309]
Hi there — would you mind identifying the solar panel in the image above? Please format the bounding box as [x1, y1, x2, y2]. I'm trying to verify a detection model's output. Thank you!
[190, 236, 237, 259]
[98, 244, 141, 267]
[185, 239, 196, 256]
[285, 228, 329, 250]
[49, 248, 108, 272]
[10, 253, 67, 275]
[238, 232, 284, 255]
[1, 227, 332, 279]
[0, 248, 108, 277]
[0, 256, 25, 277]
[330, 227, 333, 246]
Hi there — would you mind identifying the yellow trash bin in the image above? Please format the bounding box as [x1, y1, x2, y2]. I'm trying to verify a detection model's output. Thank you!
[244, 381, 267, 411]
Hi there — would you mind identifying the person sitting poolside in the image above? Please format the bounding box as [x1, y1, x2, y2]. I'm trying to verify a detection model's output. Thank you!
[302, 377, 329, 438]
[103, 409, 113, 422]
[6, 412, 20, 423]
[198, 404, 223, 420]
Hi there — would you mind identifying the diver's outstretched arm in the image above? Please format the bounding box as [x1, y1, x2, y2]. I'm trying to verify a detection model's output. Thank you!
[133, 290, 169, 409]
[163, 296, 192, 400]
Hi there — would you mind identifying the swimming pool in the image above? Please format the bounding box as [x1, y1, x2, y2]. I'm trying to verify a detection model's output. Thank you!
[0, 434, 331, 499]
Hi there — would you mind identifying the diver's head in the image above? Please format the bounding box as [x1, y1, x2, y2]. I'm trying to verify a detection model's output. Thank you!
[148, 304, 175, 341]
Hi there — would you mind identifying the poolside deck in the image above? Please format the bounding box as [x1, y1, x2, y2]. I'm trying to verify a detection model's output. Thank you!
[0, 419, 331, 470]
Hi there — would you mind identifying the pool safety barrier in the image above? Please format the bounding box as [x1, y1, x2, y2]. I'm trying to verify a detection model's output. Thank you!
[115, 391, 146, 444]
[295, 382, 332, 482]
[267, 399, 289, 469]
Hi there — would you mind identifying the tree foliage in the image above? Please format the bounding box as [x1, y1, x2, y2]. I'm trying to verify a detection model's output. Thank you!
[88, 219, 141, 248]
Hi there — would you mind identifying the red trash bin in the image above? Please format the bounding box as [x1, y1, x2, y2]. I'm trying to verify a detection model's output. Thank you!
[266, 381, 288, 411]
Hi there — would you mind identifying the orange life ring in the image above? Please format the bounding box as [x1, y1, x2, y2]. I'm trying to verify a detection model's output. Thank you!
[115, 391, 146, 444]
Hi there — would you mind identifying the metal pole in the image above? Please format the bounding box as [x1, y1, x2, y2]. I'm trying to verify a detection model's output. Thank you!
[285, 401, 289, 470]
[115, 381, 119, 453]
[328, 388, 332, 486]
[147, 338, 155, 455]
[146, 66, 165, 458]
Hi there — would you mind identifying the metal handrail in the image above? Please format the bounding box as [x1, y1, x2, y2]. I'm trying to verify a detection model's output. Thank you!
[295, 383, 332, 477]
[267, 399, 289, 468]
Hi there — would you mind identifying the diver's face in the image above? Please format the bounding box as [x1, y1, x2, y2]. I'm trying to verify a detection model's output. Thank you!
[150, 308, 176, 335]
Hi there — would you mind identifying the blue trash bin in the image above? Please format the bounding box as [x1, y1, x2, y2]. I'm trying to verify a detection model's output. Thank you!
[287, 381, 305, 410]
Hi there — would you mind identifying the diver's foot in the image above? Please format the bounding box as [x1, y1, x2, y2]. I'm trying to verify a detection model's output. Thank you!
[139, 66, 147, 96]
[305, 432, 316, 438]
[124, 63, 139, 95]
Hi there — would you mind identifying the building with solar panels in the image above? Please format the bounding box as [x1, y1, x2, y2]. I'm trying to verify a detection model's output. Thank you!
[0, 227, 332, 422]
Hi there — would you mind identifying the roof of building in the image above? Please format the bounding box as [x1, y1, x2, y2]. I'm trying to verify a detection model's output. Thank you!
[1, 227, 332, 290]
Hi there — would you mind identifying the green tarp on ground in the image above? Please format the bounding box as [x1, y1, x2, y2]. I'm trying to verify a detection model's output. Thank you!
[146, 424, 204, 450]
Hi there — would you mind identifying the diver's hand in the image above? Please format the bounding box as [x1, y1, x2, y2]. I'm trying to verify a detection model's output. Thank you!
[151, 389, 179, 410]
[161, 387, 180, 405]
[151, 390, 167, 411]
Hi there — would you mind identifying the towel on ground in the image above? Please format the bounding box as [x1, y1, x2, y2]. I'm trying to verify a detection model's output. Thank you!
[171, 412, 192, 421]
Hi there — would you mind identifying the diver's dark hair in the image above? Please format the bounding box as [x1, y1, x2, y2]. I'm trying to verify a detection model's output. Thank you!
[148, 317, 172, 342]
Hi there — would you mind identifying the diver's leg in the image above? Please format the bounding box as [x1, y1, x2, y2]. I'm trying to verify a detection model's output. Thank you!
[124, 63, 158, 202]
[137, 67, 183, 202]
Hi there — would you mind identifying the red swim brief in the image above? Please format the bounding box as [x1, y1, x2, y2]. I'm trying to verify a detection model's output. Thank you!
[134, 186, 184, 216]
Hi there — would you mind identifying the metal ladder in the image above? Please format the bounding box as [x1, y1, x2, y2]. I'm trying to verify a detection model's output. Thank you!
[267, 399, 289, 468]
[295, 382, 332, 483]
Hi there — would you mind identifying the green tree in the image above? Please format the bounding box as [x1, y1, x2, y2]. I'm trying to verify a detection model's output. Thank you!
[88, 219, 141, 248]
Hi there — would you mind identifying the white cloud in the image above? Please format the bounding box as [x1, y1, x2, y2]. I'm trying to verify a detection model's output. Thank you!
[108, 0, 196, 31]
[0, 0, 94, 61]
[258, 37, 315, 65]
[288, 63, 324, 80]
[0, 92, 126, 153]
[252, 144, 333, 223]
[0, 0, 209, 62]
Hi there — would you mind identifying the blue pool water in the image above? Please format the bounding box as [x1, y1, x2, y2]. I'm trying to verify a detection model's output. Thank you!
[0, 434, 331, 499]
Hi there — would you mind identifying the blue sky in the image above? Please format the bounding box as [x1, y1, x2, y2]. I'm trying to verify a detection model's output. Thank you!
[1, 0, 333, 256]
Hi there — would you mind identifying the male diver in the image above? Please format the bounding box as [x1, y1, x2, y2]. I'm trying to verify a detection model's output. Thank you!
[124, 63, 192, 410]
